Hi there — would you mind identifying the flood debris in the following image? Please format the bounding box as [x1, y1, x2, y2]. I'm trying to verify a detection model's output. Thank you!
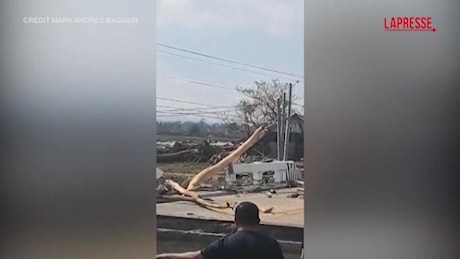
[186, 126, 267, 191]
[157, 126, 279, 214]
[156, 125, 303, 216]
[157, 140, 236, 163]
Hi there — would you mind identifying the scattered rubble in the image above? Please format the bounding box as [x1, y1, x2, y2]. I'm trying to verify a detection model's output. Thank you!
[156, 126, 304, 215]
[157, 140, 235, 163]
[157, 138, 272, 164]
[157, 126, 280, 214]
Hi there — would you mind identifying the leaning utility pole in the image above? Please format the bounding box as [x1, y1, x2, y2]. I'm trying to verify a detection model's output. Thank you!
[283, 83, 293, 161]
[280, 92, 287, 160]
[276, 98, 282, 160]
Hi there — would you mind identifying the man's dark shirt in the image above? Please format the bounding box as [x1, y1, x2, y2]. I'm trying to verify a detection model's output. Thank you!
[200, 230, 284, 259]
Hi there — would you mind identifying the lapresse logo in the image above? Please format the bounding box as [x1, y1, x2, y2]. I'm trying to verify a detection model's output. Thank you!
[384, 16, 436, 32]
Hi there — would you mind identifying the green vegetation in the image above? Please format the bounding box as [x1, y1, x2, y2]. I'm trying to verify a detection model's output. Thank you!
[158, 162, 211, 186]
[158, 162, 210, 174]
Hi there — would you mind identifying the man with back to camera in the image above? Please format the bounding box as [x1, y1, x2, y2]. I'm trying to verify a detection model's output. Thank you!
[156, 201, 285, 259]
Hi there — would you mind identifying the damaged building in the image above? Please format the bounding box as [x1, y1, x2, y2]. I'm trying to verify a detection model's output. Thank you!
[252, 113, 304, 161]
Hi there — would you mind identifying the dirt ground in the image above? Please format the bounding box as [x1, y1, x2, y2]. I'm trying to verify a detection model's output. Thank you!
[157, 162, 210, 174]
[157, 187, 304, 227]
[157, 161, 229, 188]
[157, 162, 210, 185]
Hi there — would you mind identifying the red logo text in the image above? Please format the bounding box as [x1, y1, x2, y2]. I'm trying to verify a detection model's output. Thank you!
[384, 16, 436, 32]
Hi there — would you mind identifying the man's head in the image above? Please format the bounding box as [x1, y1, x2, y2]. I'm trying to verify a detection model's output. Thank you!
[234, 201, 260, 227]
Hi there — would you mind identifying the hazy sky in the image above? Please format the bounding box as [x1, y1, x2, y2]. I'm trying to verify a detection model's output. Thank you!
[156, 0, 304, 122]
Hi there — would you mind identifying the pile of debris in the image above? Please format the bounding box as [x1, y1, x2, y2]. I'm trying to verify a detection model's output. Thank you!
[296, 158, 304, 179]
[156, 126, 276, 214]
[156, 138, 274, 164]
[157, 140, 236, 163]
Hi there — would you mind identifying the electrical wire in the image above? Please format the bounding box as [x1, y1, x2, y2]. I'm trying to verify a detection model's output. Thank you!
[157, 112, 228, 120]
[157, 43, 304, 79]
[157, 97, 220, 107]
[158, 75, 237, 91]
[157, 105, 234, 112]
[157, 50, 302, 82]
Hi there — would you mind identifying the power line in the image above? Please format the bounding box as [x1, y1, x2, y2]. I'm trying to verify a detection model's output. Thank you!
[157, 110, 235, 115]
[157, 104, 238, 119]
[156, 98, 237, 118]
[158, 74, 305, 106]
[157, 97, 219, 107]
[157, 50, 301, 82]
[157, 108, 235, 115]
[157, 112, 228, 121]
[157, 105, 234, 113]
[157, 43, 304, 79]
[157, 110, 236, 117]
[159, 75, 237, 91]
[157, 105, 237, 117]
[158, 95, 303, 113]
[159, 75, 305, 104]
[158, 74, 304, 106]
[157, 104, 233, 111]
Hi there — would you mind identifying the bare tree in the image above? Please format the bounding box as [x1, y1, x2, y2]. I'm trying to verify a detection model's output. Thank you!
[224, 79, 300, 136]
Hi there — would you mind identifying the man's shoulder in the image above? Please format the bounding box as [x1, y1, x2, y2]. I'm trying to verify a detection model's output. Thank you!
[226, 230, 284, 258]
[210, 231, 283, 258]
[227, 230, 279, 244]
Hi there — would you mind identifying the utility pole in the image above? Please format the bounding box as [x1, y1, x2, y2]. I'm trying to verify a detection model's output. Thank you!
[276, 98, 282, 161]
[283, 83, 293, 161]
[280, 92, 287, 160]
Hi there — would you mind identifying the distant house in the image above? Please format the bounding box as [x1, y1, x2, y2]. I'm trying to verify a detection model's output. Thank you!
[252, 113, 304, 161]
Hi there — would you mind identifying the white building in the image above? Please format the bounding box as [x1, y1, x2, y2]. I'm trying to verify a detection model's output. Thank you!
[225, 161, 300, 188]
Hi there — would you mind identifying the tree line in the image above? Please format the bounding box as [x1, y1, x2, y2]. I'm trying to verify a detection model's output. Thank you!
[156, 119, 241, 138]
